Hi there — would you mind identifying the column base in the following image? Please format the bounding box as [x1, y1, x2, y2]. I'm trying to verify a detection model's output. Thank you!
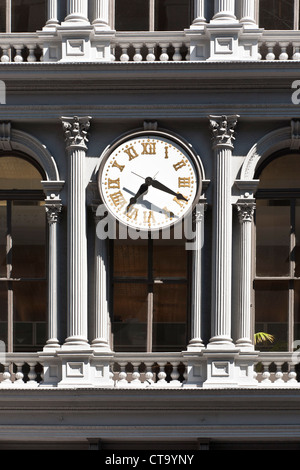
[207, 335, 234, 349]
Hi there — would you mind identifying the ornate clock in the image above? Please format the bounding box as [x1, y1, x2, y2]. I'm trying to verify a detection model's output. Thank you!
[98, 131, 202, 231]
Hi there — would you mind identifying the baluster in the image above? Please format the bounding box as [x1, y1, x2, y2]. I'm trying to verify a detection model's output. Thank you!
[265, 42, 276, 61]
[146, 43, 156, 61]
[27, 44, 37, 62]
[14, 362, 25, 387]
[27, 362, 38, 387]
[287, 363, 298, 385]
[292, 42, 300, 60]
[13, 46, 24, 62]
[260, 361, 272, 385]
[170, 362, 181, 386]
[110, 44, 116, 61]
[159, 43, 170, 62]
[120, 44, 130, 62]
[172, 43, 182, 61]
[1, 362, 12, 386]
[1, 46, 10, 62]
[130, 361, 144, 387]
[133, 43, 143, 62]
[257, 42, 262, 60]
[278, 42, 289, 61]
[155, 362, 168, 386]
[274, 362, 285, 385]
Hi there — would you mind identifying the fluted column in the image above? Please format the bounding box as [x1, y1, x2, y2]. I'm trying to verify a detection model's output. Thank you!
[240, 0, 256, 25]
[61, 116, 91, 347]
[188, 203, 205, 349]
[46, 0, 59, 25]
[91, 207, 111, 350]
[191, 0, 206, 27]
[45, 201, 62, 348]
[212, 0, 236, 21]
[236, 201, 255, 350]
[65, 0, 89, 22]
[92, 0, 110, 28]
[209, 114, 239, 348]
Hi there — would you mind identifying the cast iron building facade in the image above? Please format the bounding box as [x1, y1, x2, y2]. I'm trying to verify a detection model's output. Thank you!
[0, 0, 300, 450]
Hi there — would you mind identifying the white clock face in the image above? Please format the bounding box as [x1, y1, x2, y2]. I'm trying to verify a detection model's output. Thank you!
[99, 134, 200, 231]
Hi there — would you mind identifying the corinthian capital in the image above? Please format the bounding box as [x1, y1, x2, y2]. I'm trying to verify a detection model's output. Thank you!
[209, 115, 239, 149]
[236, 201, 255, 223]
[61, 116, 91, 150]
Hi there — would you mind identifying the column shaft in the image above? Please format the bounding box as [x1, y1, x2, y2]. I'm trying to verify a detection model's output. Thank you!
[192, 0, 206, 26]
[188, 204, 205, 349]
[236, 202, 255, 349]
[45, 207, 61, 347]
[209, 115, 238, 347]
[65, 0, 89, 22]
[213, 0, 236, 21]
[240, 0, 256, 24]
[61, 116, 91, 346]
[47, 0, 59, 25]
[92, 0, 110, 27]
[92, 213, 110, 350]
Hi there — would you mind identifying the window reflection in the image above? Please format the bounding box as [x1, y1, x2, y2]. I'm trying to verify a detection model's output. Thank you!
[259, 0, 294, 30]
[112, 237, 188, 352]
[255, 280, 288, 351]
[256, 200, 290, 276]
[11, 0, 46, 33]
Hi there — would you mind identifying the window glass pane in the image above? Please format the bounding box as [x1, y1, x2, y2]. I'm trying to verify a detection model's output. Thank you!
[155, 0, 190, 31]
[11, 201, 46, 278]
[13, 280, 47, 351]
[115, 0, 149, 31]
[259, 0, 294, 30]
[294, 281, 300, 345]
[255, 280, 288, 351]
[0, 203, 6, 278]
[11, 0, 46, 32]
[153, 283, 187, 351]
[0, 156, 43, 190]
[295, 201, 300, 277]
[258, 154, 300, 189]
[0, 3, 6, 32]
[113, 283, 148, 351]
[153, 239, 187, 278]
[114, 239, 148, 278]
[256, 199, 291, 276]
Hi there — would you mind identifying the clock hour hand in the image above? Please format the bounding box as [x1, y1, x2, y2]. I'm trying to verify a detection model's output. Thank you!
[150, 178, 188, 201]
[126, 180, 151, 211]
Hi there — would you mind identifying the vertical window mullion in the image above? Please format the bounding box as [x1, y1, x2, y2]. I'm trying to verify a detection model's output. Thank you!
[7, 201, 13, 352]
[149, 0, 155, 31]
[147, 237, 153, 352]
[294, 0, 299, 29]
[6, 0, 11, 33]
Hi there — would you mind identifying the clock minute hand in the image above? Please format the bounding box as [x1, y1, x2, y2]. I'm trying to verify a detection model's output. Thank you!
[150, 178, 188, 201]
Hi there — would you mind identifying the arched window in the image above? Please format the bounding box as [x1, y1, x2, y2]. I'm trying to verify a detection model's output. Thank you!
[0, 155, 47, 352]
[255, 152, 300, 351]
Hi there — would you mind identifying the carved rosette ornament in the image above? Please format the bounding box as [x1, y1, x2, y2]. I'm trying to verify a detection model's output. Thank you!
[237, 202, 255, 223]
[61, 116, 91, 149]
[209, 114, 239, 149]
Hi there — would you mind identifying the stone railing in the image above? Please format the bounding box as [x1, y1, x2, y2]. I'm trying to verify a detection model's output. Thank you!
[0, 34, 43, 62]
[258, 30, 300, 60]
[111, 352, 187, 387]
[111, 31, 189, 62]
[0, 350, 299, 388]
[254, 352, 299, 386]
[1, 30, 300, 63]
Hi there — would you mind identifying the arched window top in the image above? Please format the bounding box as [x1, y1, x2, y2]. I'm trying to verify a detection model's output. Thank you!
[0, 155, 43, 190]
[257, 153, 300, 189]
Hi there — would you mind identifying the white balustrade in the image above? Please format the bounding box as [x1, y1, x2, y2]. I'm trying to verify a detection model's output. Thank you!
[0, 35, 42, 62]
[258, 32, 300, 61]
